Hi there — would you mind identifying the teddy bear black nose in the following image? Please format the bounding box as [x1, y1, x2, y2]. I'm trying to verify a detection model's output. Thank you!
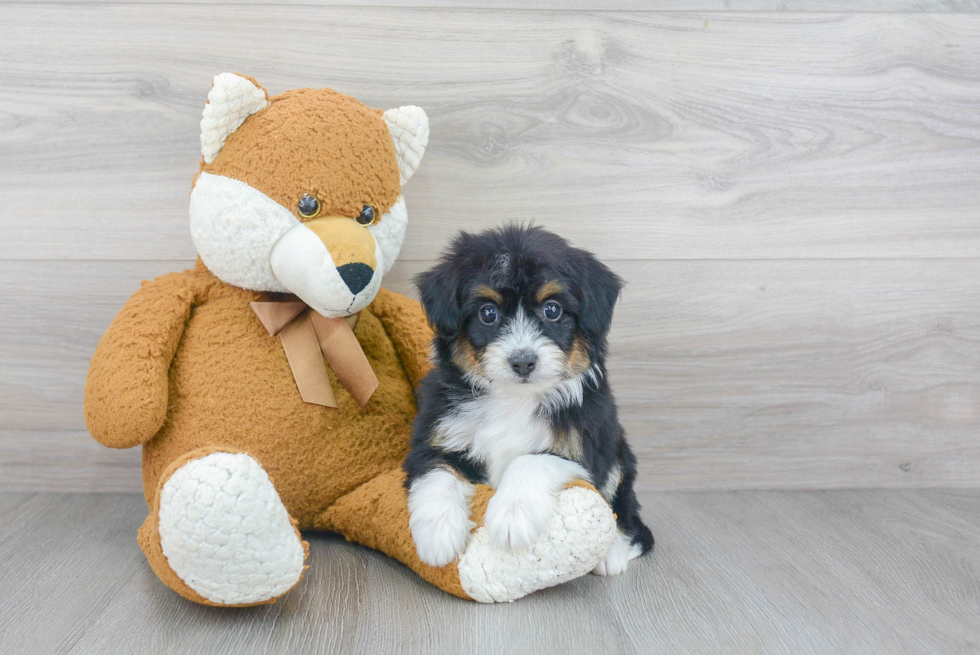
[337, 263, 374, 295]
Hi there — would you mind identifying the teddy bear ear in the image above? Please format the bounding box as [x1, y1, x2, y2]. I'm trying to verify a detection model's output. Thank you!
[200, 73, 269, 164]
[383, 106, 430, 185]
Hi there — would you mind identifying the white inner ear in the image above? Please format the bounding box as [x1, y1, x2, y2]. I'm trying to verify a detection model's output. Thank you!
[201, 73, 268, 164]
[189, 172, 297, 292]
[383, 106, 429, 184]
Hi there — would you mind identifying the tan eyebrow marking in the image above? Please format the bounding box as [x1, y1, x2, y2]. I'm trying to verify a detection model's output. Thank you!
[473, 285, 503, 304]
[536, 280, 565, 303]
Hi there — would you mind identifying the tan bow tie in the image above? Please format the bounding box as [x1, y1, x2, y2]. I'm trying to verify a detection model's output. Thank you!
[250, 298, 379, 409]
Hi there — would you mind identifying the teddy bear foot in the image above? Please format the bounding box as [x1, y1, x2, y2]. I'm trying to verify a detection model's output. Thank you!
[151, 451, 308, 606]
[457, 485, 618, 603]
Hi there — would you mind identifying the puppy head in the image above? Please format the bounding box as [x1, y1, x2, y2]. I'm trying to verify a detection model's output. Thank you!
[416, 224, 622, 395]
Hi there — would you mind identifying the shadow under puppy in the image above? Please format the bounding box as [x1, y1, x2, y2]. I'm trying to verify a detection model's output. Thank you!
[404, 224, 654, 576]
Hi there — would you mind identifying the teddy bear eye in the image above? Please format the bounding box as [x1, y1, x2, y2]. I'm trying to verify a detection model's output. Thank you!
[356, 205, 376, 226]
[479, 304, 499, 326]
[542, 300, 562, 321]
[297, 194, 320, 219]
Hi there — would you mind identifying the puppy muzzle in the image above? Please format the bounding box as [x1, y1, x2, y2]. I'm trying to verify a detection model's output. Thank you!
[508, 350, 538, 382]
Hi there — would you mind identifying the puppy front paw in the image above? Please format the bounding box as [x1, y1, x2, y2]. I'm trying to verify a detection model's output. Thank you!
[408, 470, 475, 567]
[410, 510, 472, 567]
[484, 489, 554, 551]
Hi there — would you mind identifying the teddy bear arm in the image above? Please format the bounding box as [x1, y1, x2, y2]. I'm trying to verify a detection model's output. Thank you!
[84, 272, 198, 449]
[367, 286, 434, 389]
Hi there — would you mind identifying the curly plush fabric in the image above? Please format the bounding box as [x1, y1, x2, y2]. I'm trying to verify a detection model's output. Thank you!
[458, 485, 617, 602]
[204, 87, 403, 221]
[85, 78, 616, 607]
[157, 452, 307, 605]
[200, 73, 269, 164]
[383, 106, 430, 184]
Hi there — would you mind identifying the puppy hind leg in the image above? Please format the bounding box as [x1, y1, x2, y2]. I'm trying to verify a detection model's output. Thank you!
[593, 482, 654, 576]
[613, 482, 655, 557]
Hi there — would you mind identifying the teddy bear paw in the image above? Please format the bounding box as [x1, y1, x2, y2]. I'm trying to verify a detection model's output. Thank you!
[157, 452, 306, 606]
[458, 486, 617, 603]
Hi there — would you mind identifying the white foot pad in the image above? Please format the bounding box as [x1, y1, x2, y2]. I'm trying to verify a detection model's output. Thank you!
[458, 487, 617, 603]
[157, 452, 306, 605]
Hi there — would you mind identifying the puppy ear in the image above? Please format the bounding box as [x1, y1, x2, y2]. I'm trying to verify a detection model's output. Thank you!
[415, 261, 463, 337]
[575, 251, 623, 343]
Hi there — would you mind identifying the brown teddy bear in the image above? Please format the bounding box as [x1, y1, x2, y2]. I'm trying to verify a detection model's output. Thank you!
[84, 73, 617, 606]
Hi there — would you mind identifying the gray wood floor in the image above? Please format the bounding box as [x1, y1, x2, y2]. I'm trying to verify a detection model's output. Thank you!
[2, 489, 978, 654]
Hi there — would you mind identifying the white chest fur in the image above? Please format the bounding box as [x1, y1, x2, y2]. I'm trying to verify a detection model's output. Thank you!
[435, 391, 554, 487]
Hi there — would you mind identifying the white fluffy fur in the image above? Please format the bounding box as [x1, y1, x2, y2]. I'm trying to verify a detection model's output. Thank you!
[157, 452, 306, 605]
[481, 307, 567, 392]
[600, 463, 622, 502]
[462, 305, 597, 414]
[592, 530, 643, 576]
[201, 73, 268, 164]
[484, 454, 589, 551]
[408, 469, 475, 567]
[435, 391, 555, 486]
[383, 106, 429, 184]
[459, 486, 617, 603]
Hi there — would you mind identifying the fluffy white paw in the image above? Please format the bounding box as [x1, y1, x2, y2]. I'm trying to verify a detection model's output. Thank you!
[459, 486, 618, 603]
[408, 469, 475, 567]
[484, 489, 553, 551]
[157, 452, 306, 606]
[592, 531, 637, 576]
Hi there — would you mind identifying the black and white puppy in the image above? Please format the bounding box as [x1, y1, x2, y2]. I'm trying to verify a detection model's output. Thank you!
[404, 224, 654, 575]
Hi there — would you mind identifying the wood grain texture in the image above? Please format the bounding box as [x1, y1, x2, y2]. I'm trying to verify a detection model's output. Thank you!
[2, 7, 980, 261]
[0, 490, 978, 653]
[3, 258, 977, 492]
[5, 0, 978, 9]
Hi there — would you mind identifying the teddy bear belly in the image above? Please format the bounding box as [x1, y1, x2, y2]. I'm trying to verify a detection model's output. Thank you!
[140, 298, 417, 529]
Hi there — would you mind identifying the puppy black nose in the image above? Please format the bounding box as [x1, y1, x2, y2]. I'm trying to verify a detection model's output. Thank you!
[337, 263, 374, 295]
[509, 351, 537, 378]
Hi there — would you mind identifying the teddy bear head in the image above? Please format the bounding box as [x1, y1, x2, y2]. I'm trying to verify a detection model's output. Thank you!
[189, 73, 429, 317]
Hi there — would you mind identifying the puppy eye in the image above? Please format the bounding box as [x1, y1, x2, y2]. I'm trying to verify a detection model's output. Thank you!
[356, 205, 376, 226]
[297, 194, 320, 219]
[542, 300, 562, 321]
[479, 304, 499, 326]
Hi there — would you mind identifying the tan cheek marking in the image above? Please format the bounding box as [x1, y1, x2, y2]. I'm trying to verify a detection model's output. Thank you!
[567, 337, 592, 376]
[536, 280, 565, 303]
[452, 338, 483, 376]
[473, 285, 503, 304]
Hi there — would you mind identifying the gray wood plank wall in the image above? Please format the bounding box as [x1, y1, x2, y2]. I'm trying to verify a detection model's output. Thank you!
[1, 3, 978, 492]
